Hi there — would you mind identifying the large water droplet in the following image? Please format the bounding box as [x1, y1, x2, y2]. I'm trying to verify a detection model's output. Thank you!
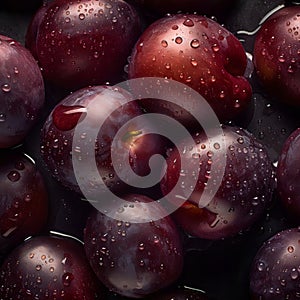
[190, 39, 200, 48]
[79, 13, 85, 20]
[2, 84, 11, 93]
[175, 36, 183, 44]
[161, 40, 168, 48]
[183, 18, 194, 27]
[7, 171, 20, 182]
[0, 113, 6, 122]
[62, 272, 74, 286]
[257, 261, 265, 271]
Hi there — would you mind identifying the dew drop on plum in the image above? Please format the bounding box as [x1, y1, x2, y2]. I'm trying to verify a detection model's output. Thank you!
[161, 125, 275, 240]
[0, 151, 48, 255]
[84, 194, 184, 298]
[250, 228, 300, 299]
[0, 235, 105, 299]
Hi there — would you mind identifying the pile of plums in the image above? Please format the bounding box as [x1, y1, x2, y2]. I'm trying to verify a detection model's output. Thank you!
[0, 0, 300, 299]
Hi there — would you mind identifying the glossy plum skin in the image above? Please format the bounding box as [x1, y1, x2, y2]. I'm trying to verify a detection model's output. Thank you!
[84, 194, 183, 298]
[0, 235, 105, 299]
[277, 128, 300, 220]
[0, 35, 45, 148]
[129, 14, 252, 123]
[41, 85, 140, 194]
[250, 228, 300, 300]
[32, 0, 141, 91]
[0, 151, 48, 255]
[41, 85, 166, 195]
[253, 6, 300, 106]
[25, 2, 50, 59]
[130, 0, 236, 19]
[160, 126, 275, 240]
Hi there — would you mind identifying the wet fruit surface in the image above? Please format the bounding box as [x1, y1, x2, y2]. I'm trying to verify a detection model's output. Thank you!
[161, 125, 275, 239]
[1, 1, 300, 300]
[0, 34, 45, 148]
[84, 194, 183, 298]
[0, 151, 48, 255]
[253, 6, 300, 106]
[0, 235, 105, 299]
[33, 0, 141, 91]
[40, 85, 144, 194]
[250, 228, 300, 300]
[129, 14, 252, 122]
[277, 128, 300, 220]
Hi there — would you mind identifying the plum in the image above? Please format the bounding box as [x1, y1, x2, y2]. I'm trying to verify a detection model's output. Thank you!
[31, 0, 141, 91]
[277, 127, 300, 220]
[128, 14, 252, 123]
[253, 6, 300, 106]
[250, 228, 300, 300]
[0, 34, 45, 148]
[160, 125, 275, 240]
[0, 151, 48, 255]
[0, 235, 105, 299]
[84, 194, 183, 298]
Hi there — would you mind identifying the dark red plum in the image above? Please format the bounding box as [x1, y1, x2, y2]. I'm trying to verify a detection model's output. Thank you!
[0, 35, 45, 148]
[0, 151, 48, 255]
[277, 128, 300, 220]
[33, 0, 141, 91]
[84, 194, 183, 298]
[254, 6, 300, 106]
[41, 85, 167, 196]
[160, 125, 275, 240]
[0, 235, 105, 299]
[250, 228, 300, 300]
[129, 14, 252, 123]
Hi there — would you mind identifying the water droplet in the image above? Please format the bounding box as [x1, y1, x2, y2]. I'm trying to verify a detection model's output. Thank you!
[191, 59, 198, 67]
[7, 171, 20, 182]
[0, 113, 6, 122]
[212, 44, 220, 52]
[62, 272, 74, 287]
[2, 84, 11, 92]
[191, 39, 200, 48]
[49, 267, 54, 273]
[79, 13, 85, 20]
[172, 25, 178, 30]
[257, 261, 265, 271]
[36, 265, 42, 271]
[13, 67, 19, 74]
[278, 55, 285, 63]
[65, 17, 70, 23]
[165, 63, 171, 70]
[237, 137, 244, 144]
[36, 276, 42, 284]
[153, 236, 159, 244]
[161, 40, 168, 48]
[214, 143, 220, 150]
[291, 268, 299, 280]
[288, 246, 294, 253]
[175, 36, 183, 44]
[138, 242, 145, 251]
[183, 18, 194, 27]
